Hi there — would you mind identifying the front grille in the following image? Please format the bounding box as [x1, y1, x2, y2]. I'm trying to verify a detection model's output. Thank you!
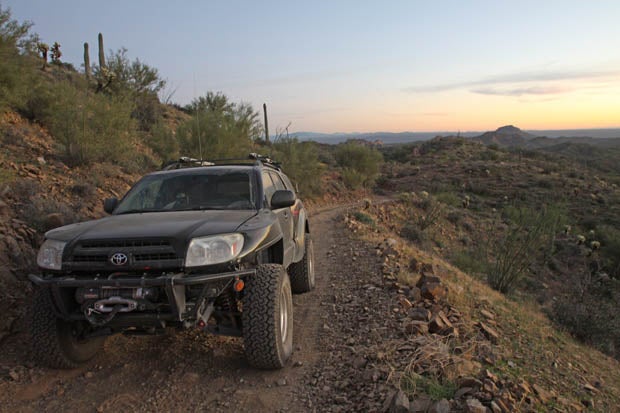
[134, 252, 178, 262]
[66, 238, 181, 271]
[72, 255, 107, 263]
[80, 239, 171, 249]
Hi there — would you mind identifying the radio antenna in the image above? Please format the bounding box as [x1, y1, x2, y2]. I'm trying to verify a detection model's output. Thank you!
[193, 73, 204, 161]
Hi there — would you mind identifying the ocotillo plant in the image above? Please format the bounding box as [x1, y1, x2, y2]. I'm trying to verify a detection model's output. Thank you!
[98, 32, 105, 68]
[84, 42, 90, 78]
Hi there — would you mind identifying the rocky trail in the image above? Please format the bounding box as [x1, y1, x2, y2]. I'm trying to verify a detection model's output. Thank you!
[0, 204, 394, 412]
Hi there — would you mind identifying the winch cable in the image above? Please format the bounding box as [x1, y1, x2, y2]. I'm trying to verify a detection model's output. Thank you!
[84, 304, 124, 326]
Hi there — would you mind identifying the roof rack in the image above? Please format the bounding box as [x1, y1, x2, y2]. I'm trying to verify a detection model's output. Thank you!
[161, 157, 215, 170]
[160, 154, 282, 171]
[248, 153, 282, 170]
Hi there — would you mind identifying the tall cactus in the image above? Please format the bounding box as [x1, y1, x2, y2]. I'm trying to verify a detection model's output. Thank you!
[98, 33, 105, 68]
[83, 42, 90, 78]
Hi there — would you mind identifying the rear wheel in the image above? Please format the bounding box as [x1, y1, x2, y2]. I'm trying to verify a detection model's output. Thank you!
[31, 288, 105, 369]
[289, 233, 315, 294]
[242, 264, 293, 369]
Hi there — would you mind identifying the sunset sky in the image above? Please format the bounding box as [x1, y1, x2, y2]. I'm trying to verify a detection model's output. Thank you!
[6, 0, 620, 134]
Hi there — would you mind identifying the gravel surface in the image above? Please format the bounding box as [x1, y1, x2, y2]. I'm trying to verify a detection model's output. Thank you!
[0, 205, 395, 412]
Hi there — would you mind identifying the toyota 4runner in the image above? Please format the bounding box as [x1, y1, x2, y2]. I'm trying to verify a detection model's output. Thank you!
[29, 154, 315, 369]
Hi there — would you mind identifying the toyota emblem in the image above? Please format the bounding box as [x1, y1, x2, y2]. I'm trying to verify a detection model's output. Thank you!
[110, 252, 128, 266]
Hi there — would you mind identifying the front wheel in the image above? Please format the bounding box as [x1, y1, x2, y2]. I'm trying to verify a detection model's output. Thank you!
[289, 233, 315, 294]
[242, 264, 293, 369]
[31, 288, 105, 369]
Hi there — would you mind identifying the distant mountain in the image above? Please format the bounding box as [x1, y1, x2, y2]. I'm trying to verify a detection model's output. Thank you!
[471, 125, 537, 146]
[293, 127, 620, 146]
[294, 131, 480, 145]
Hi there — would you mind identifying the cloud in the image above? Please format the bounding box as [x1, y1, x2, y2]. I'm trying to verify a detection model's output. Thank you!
[471, 85, 572, 96]
[403, 69, 620, 95]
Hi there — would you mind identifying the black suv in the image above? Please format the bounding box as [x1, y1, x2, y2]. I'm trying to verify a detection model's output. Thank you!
[29, 155, 314, 369]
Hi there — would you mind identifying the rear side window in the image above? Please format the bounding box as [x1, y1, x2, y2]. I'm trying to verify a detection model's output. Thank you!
[281, 174, 295, 193]
[262, 172, 276, 207]
[269, 171, 287, 191]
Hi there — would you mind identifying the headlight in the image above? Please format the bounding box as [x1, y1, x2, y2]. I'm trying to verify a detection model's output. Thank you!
[37, 239, 66, 270]
[185, 234, 244, 267]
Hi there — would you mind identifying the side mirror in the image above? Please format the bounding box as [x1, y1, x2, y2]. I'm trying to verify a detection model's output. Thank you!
[103, 198, 118, 214]
[271, 190, 295, 209]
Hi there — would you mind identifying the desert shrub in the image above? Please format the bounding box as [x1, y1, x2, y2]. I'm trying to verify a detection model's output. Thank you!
[488, 204, 566, 293]
[340, 167, 365, 189]
[479, 149, 500, 161]
[400, 372, 456, 401]
[552, 275, 620, 358]
[353, 211, 374, 225]
[177, 92, 261, 159]
[334, 142, 383, 189]
[434, 192, 461, 208]
[39, 82, 137, 166]
[401, 224, 426, 244]
[269, 137, 323, 197]
[446, 211, 462, 225]
[0, 5, 39, 112]
[450, 249, 488, 278]
[10, 178, 40, 201]
[147, 121, 179, 161]
[466, 180, 490, 196]
[596, 225, 620, 278]
[70, 182, 95, 198]
[20, 196, 80, 233]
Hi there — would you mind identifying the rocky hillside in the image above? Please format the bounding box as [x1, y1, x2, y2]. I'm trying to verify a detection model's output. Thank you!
[339, 201, 620, 412]
[0, 111, 144, 342]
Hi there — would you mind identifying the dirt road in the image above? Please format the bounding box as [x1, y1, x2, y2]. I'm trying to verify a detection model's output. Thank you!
[0, 204, 394, 412]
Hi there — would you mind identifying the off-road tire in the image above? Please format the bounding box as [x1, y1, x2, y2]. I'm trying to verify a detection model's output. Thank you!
[32, 288, 105, 369]
[289, 233, 315, 294]
[242, 264, 293, 369]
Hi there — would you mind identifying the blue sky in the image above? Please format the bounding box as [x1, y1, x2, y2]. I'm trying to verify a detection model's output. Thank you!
[5, 0, 620, 133]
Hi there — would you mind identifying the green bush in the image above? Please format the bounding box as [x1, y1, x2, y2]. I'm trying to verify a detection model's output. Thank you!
[334, 142, 383, 189]
[269, 137, 323, 197]
[0, 5, 39, 113]
[39, 82, 137, 166]
[147, 121, 179, 161]
[177, 92, 261, 160]
[353, 211, 374, 225]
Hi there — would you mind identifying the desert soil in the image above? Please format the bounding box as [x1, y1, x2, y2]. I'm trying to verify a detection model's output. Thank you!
[0, 204, 392, 412]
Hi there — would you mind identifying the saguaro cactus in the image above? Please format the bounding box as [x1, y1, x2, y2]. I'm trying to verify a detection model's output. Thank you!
[263, 103, 269, 143]
[84, 42, 90, 78]
[98, 32, 105, 68]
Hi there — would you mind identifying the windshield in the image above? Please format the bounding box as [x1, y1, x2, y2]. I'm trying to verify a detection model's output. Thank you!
[114, 170, 256, 214]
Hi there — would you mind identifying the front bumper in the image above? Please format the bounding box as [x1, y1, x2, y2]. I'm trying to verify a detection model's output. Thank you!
[28, 269, 256, 288]
[28, 269, 256, 328]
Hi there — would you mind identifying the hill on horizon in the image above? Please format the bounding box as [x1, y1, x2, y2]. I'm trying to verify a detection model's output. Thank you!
[294, 127, 620, 145]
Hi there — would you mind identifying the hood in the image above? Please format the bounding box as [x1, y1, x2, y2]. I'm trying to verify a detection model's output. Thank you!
[46, 210, 259, 243]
